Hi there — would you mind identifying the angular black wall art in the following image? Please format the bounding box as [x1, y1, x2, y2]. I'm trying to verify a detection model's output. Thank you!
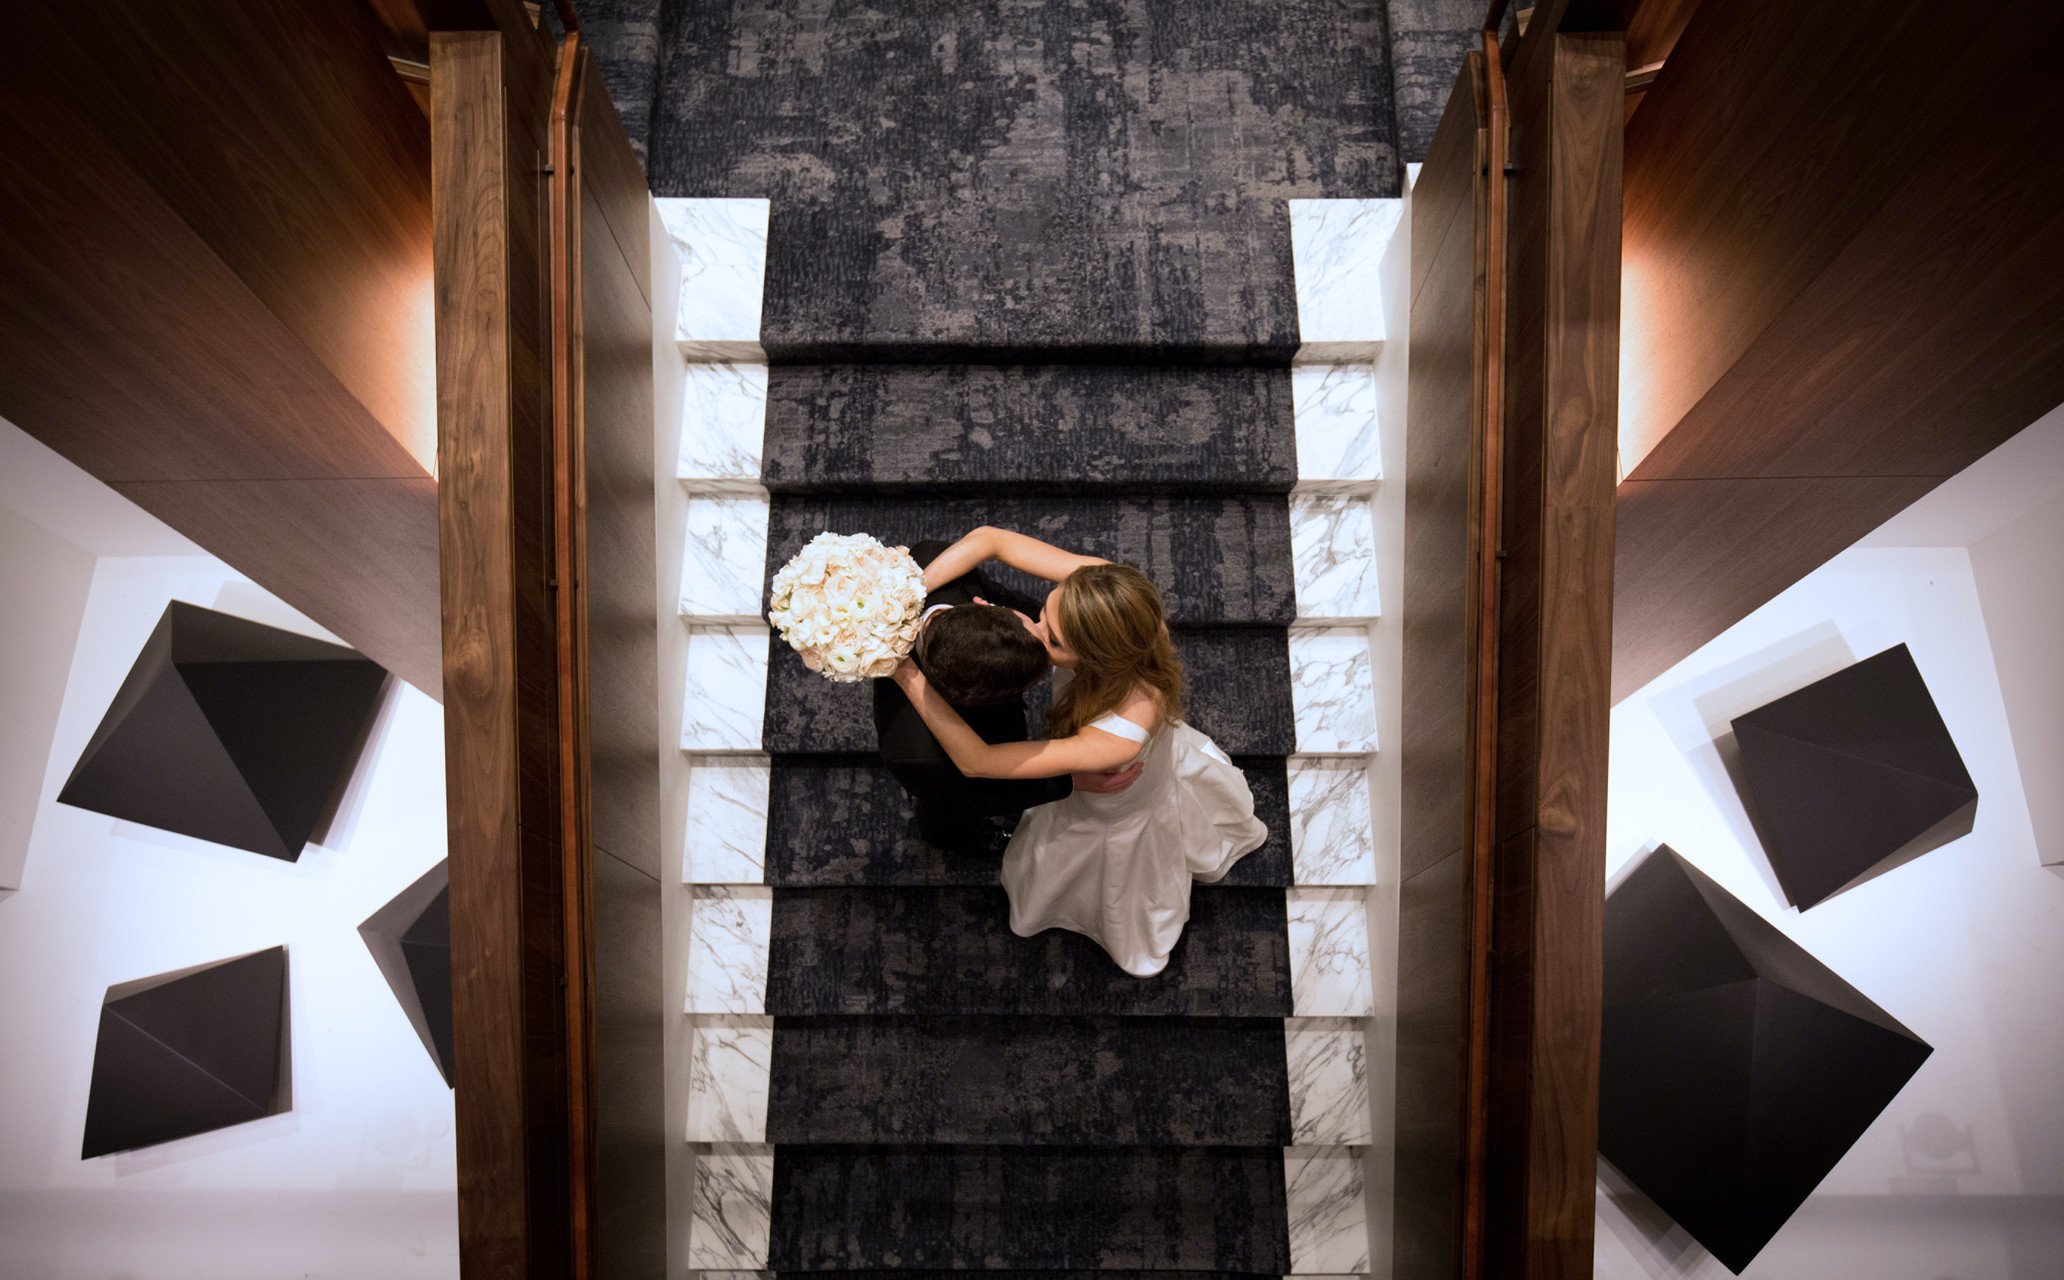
[58, 601, 388, 861]
[1601, 847, 1933, 1273]
[82, 947, 291, 1158]
[359, 859, 453, 1087]
[1730, 643, 1977, 910]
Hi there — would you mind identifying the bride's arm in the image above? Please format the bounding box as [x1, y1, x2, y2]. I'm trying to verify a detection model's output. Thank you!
[920, 526, 1108, 591]
[890, 662, 1138, 779]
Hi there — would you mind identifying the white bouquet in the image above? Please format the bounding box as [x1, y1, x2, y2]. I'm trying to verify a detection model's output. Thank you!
[767, 532, 927, 682]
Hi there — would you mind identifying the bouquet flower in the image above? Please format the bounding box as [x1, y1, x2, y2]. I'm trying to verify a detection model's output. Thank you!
[767, 532, 927, 682]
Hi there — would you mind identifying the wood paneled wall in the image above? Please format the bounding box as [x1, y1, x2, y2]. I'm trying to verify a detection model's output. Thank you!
[573, 43, 668, 1280]
[1395, 50, 1487, 1280]
[1612, 0, 2064, 699]
[0, 1, 440, 690]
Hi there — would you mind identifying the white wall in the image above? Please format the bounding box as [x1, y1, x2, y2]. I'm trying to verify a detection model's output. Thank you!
[1596, 540, 2064, 1278]
[0, 509, 94, 891]
[1970, 491, 2064, 868]
[0, 429, 458, 1278]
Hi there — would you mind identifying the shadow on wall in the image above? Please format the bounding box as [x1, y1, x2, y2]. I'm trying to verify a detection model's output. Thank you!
[1639, 622, 1857, 908]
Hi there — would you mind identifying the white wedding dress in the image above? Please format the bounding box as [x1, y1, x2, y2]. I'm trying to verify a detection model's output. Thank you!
[1001, 709, 1267, 977]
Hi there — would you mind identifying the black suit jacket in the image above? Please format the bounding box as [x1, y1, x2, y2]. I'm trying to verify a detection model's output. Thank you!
[873, 540, 1069, 819]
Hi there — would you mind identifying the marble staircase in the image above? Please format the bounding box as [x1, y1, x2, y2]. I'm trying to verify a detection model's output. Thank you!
[645, 5, 1412, 1273]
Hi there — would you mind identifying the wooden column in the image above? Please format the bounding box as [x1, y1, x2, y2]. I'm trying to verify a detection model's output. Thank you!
[431, 27, 570, 1276]
[1395, 13, 1623, 1279]
[1485, 29, 1623, 1279]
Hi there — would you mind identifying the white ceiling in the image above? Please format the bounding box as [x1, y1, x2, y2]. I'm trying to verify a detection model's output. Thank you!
[0, 416, 200, 558]
[1860, 399, 2064, 549]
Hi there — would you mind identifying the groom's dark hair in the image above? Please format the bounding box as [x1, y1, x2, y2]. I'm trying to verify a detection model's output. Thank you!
[920, 605, 1049, 707]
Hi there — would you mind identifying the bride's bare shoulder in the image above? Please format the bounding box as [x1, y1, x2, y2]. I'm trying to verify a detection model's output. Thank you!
[1117, 683, 1166, 730]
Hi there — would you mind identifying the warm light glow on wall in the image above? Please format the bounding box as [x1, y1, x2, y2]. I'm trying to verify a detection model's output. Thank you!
[1618, 248, 1662, 481]
[408, 265, 438, 480]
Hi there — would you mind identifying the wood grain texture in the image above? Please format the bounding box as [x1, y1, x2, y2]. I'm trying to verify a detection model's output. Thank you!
[433, 29, 569, 1276]
[1395, 847, 1470, 1280]
[1484, 32, 1622, 1278]
[16, 0, 436, 469]
[0, 8, 442, 691]
[1612, 0, 2064, 699]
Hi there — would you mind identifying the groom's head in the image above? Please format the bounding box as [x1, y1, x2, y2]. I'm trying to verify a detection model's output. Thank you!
[919, 605, 1050, 706]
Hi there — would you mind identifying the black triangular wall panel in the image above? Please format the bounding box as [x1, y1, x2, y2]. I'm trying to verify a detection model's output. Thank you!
[1601, 848, 1932, 1272]
[1730, 644, 1977, 909]
[82, 947, 290, 1158]
[57, 601, 387, 861]
[360, 860, 453, 1086]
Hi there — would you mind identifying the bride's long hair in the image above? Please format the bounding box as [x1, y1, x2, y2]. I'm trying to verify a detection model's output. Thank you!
[1047, 563, 1185, 738]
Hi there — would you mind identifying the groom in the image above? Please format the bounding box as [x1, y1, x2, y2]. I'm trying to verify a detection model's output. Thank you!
[874, 539, 1137, 850]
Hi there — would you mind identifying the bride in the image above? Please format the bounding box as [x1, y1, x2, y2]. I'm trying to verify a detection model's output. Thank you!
[890, 526, 1267, 977]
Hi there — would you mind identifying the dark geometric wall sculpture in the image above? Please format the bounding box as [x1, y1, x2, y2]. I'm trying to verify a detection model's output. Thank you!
[1601, 847, 1933, 1273]
[359, 859, 453, 1087]
[57, 601, 388, 861]
[1730, 644, 1977, 910]
[82, 946, 291, 1158]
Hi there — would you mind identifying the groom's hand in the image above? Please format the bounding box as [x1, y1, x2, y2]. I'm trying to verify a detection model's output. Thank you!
[1072, 760, 1144, 794]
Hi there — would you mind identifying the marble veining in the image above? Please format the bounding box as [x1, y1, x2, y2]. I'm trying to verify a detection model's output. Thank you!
[685, 757, 771, 885]
[683, 626, 769, 752]
[1290, 198, 1405, 360]
[688, 1016, 774, 1143]
[1286, 1018, 1371, 1147]
[1284, 1147, 1372, 1273]
[689, 1143, 774, 1269]
[1290, 628, 1378, 754]
[680, 360, 768, 484]
[1291, 494, 1381, 621]
[681, 493, 771, 621]
[1288, 758, 1377, 886]
[656, 197, 769, 359]
[1287, 888, 1374, 1018]
[686, 886, 773, 1015]
[1291, 363, 1381, 486]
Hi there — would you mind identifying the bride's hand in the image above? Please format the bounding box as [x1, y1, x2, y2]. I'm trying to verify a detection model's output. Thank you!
[890, 656, 926, 693]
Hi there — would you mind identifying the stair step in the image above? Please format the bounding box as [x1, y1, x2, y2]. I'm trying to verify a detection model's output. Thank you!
[767, 1145, 1291, 1272]
[764, 627, 1295, 756]
[767, 887, 1290, 1017]
[765, 495, 1295, 628]
[762, 364, 1296, 494]
[768, 1016, 1291, 1146]
[763, 757, 1291, 888]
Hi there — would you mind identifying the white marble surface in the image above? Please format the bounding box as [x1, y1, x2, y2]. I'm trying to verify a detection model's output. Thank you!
[1291, 363, 1382, 487]
[1289, 198, 1404, 360]
[1284, 1147, 1372, 1273]
[684, 757, 771, 884]
[685, 886, 772, 1015]
[1286, 1018, 1370, 1146]
[687, 1016, 773, 1143]
[689, 1143, 774, 1269]
[657, 197, 769, 360]
[680, 360, 768, 484]
[1291, 494, 1381, 621]
[1288, 758, 1377, 886]
[1290, 628, 1378, 754]
[1288, 888, 1374, 1018]
[683, 625, 769, 751]
[681, 493, 770, 622]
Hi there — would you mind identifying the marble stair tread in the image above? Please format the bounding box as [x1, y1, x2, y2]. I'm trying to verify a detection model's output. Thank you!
[766, 887, 1290, 1017]
[766, 1144, 1291, 1272]
[767, 1016, 1292, 1146]
[762, 757, 1291, 888]
[761, 364, 1295, 494]
[766, 495, 1296, 628]
[765, 628, 1296, 757]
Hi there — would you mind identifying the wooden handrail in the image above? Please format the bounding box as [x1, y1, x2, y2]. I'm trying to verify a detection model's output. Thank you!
[1460, 3, 1511, 1277]
[547, 30, 599, 1280]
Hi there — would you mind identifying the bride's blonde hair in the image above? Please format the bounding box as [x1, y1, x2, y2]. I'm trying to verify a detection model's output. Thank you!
[1046, 563, 1185, 738]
